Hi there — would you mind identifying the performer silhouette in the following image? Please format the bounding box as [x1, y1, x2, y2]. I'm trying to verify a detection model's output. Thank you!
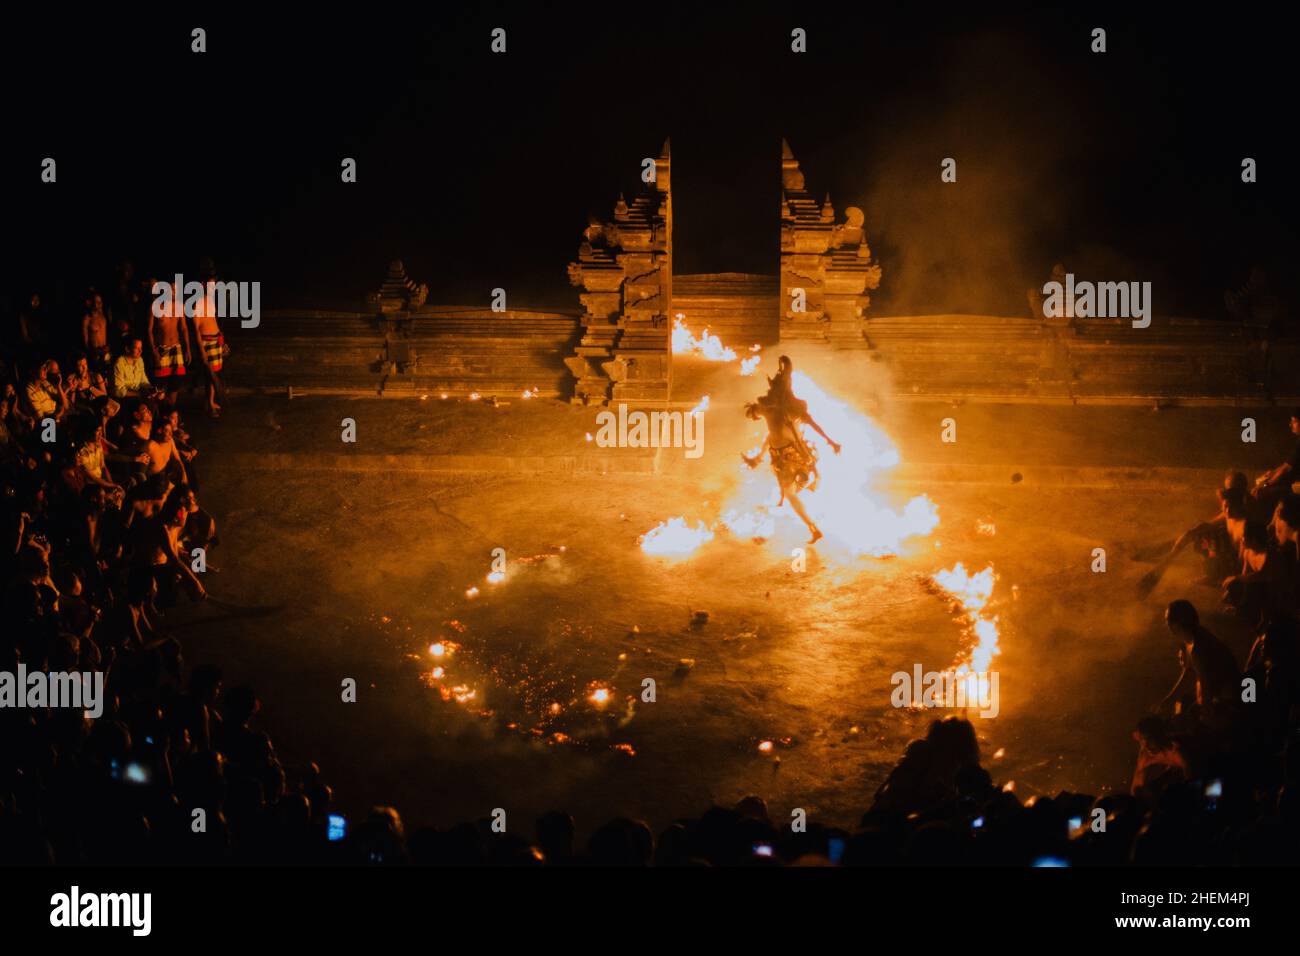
[742, 356, 841, 543]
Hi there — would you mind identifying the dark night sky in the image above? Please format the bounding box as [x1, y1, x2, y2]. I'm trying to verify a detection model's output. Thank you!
[3, 3, 1295, 318]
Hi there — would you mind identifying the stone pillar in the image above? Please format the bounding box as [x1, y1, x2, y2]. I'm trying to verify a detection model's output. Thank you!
[779, 140, 881, 347]
[565, 141, 673, 405]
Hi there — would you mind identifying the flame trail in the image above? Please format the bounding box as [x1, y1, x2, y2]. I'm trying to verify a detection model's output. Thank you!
[930, 562, 1001, 704]
[639, 516, 715, 557]
[672, 315, 737, 362]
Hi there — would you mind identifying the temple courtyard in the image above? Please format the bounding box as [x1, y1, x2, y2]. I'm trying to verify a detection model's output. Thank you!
[164, 356, 1291, 834]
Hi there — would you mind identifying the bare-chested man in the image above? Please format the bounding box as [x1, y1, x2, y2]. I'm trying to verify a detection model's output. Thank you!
[741, 356, 841, 543]
[148, 281, 192, 405]
[137, 498, 207, 606]
[82, 293, 112, 374]
[145, 420, 189, 486]
[194, 280, 225, 418]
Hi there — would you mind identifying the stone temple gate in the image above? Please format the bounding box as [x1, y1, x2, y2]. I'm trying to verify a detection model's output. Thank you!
[564, 139, 882, 406]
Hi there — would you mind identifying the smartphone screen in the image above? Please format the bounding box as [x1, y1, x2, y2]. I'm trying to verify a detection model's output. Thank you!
[328, 814, 347, 841]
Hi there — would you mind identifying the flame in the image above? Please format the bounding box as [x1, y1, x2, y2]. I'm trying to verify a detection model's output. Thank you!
[640, 516, 714, 557]
[718, 371, 938, 558]
[672, 315, 737, 362]
[639, 370, 937, 560]
[931, 562, 1001, 702]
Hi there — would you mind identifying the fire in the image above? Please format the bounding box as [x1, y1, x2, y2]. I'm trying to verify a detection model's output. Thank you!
[640, 369, 938, 560]
[589, 687, 611, 705]
[931, 562, 1001, 702]
[640, 516, 714, 557]
[672, 315, 737, 362]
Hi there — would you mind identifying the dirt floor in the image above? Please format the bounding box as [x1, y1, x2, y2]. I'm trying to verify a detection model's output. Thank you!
[163, 358, 1295, 838]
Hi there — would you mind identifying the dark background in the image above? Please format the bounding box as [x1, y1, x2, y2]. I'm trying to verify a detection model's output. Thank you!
[2, 3, 1294, 317]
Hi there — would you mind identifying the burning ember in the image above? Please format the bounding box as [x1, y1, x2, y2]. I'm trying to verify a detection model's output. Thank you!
[672, 315, 737, 362]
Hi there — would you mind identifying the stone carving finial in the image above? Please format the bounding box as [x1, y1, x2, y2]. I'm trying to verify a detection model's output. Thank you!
[368, 259, 428, 313]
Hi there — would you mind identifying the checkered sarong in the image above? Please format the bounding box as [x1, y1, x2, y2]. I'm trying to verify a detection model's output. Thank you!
[154, 343, 186, 378]
[201, 332, 224, 372]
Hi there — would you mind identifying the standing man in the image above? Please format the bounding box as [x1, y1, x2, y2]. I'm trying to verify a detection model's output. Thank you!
[194, 280, 225, 419]
[82, 293, 112, 375]
[148, 280, 191, 407]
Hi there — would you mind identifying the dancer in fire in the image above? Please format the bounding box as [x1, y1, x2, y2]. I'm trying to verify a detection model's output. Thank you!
[742, 356, 841, 544]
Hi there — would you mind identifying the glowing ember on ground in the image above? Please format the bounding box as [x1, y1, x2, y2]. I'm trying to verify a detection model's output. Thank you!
[672, 315, 736, 361]
[757, 740, 774, 753]
[468, 392, 481, 401]
[486, 570, 505, 585]
[429, 642, 447, 657]
[977, 520, 997, 536]
[521, 387, 539, 399]
[465, 586, 480, 599]
[431, 666, 444, 679]
[589, 687, 611, 705]
[639, 516, 715, 557]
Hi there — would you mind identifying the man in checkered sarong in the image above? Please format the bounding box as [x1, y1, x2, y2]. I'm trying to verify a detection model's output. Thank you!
[148, 281, 192, 407]
[194, 280, 226, 419]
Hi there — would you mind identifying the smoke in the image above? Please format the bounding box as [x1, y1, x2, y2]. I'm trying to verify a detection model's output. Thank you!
[812, 29, 1097, 317]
